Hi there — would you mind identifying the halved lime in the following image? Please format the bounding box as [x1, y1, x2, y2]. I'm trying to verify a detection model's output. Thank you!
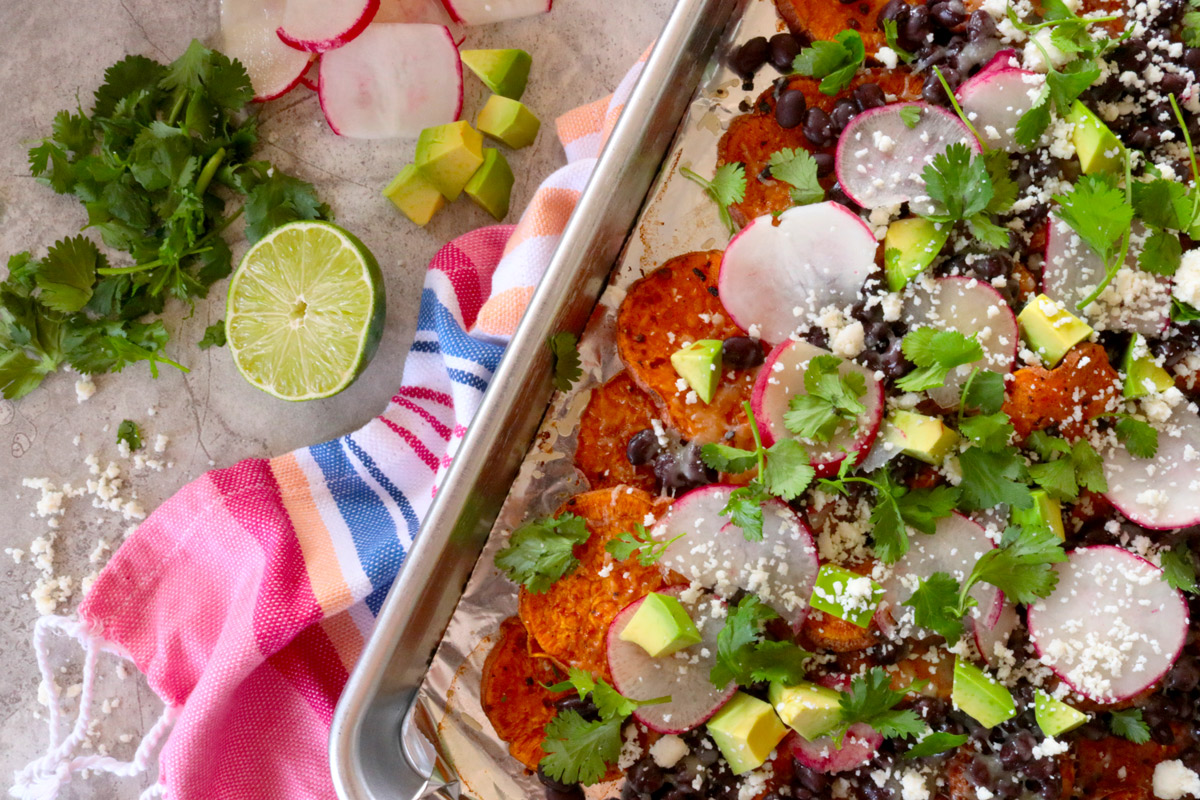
[226, 221, 385, 401]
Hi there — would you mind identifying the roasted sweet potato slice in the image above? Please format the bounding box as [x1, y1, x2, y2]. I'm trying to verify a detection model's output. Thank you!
[575, 372, 659, 492]
[1072, 729, 1188, 800]
[616, 252, 758, 448]
[800, 608, 878, 652]
[1003, 342, 1122, 440]
[518, 487, 674, 680]
[480, 616, 569, 771]
[773, 0, 895, 54]
[946, 748, 1074, 800]
[837, 642, 955, 698]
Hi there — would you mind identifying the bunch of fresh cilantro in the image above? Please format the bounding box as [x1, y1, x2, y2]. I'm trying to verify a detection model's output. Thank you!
[4, 40, 329, 399]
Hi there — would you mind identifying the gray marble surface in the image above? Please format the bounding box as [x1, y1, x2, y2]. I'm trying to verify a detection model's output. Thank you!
[0, 0, 672, 795]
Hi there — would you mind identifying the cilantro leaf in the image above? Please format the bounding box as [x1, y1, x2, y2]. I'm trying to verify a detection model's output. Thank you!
[783, 354, 867, 441]
[831, 667, 926, 745]
[920, 143, 994, 223]
[494, 513, 591, 593]
[958, 445, 1033, 510]
[0, 350, 48, 400]
[834, 468, 958, 564]
[883, 20, 916, 64]
[606, 522, 683, 567]
[1027, 436, 1106, 500]
[540, 712, 623, 785]
[1185, 9, 1200, 46]
[1107, 708, 1151, 744]
[1115, 416, 1159, 459]
[1132, 178, 1192, 231]
[903, 571, 968, 644]
[198, 321, 226, 350]
[744, 639, 813, 684]
[961, 369, 1006, 415]
[116, 420, 143, 451]
[547, 667, 668, 720]
[1161, 544, 1199, 595]
[793, 31, 866, 96]
[680, 163, 746, 236]
[971, 525, 1066, 605]
[35, 236, 103, 313]
[897, 328, 983, 392]
[905, 731, 969, 759]
[959, 412, 1015, 451]
[983, 150, 1018, 215]
[710, 594, 811, 688]
[1014, 92, 1053, 149]
[723, 482, 770, 542]
[242, 168, 330, 244]
[547, 332, 582, 392]
[869, 487, 910, 564]
[767, 148, 824, 206]
[899, 104, 921, 128]
[1053, 174, 1132, 264]
[761, 438, 816, 501]
[701, 442, 758, 474]
[1139, 229, 1182, 276]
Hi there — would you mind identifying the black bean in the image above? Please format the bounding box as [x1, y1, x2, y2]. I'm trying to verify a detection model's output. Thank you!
[921, 70, 958, 106]
[554, 694, 600, 721]
[659, 790, 694, 800]
[618, 781, 645, 800]
[1166, 656, 1200, 692]
[862, 321, 891, 351]
[1161, 72, 1189, 97]
[732, 37, 770, 80]
[826, 182, 861, 211]
[1129, 125, 1167, 149]
[967, 9, 996, 40]
[901, 4, 931, 49]
[802, 107, 836, 147]
[776, 89, 808, 129]
[794, 765, 829, 794]
[627, 760, 666, 795]
[876, 0, 909, 27]
[722, 336, 765, 369]
[813, 151, 835, 177]
[769, 33, 802, 71]
[1151, 722, 1177, 745]
[1186, 47, 1200, 73]
[829, 98, 861, 133]
[931, 0, 966, 28]
[545, 788, 585, 800]
[999, 731, 1035, 769]
[538, 765, 581, 793]
[626, 428, 661, 466]
[854, 82, 887, 110]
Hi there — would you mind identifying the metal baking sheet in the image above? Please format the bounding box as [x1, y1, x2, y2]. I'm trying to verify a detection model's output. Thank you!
[329, 0, 777, 796]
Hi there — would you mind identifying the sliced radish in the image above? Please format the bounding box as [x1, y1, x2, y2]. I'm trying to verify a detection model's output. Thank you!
[1028, 545, 1188, 702]
[440, 0, 550, 25]
[751, 340, 885, 476]
[376, 0, 465, 42]
[975, 598, 1020, 668]
[835, 103, 979, 210]
[277, 0, 380, 52]
[220, 0, 315, 101]
[878, 512, 1003, 638]
[900, 276, 1018, 407]
[652, 486, 819, 629]
[1043, 216, 1170, 336]
[607, 588, 735, 734]
[318, 23, 462, 139]
[298, 59, 318, 90]
[718, 202, 878, 345]
[786, 724, 883, 774]
[956, 64, 1042, 152]
[1103, 405, 1200, 530]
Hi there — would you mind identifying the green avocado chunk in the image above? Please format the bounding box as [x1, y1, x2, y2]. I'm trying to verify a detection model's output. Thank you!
[809, 564, 884, 629]
[670, 339, 723, 404]
[1017, 294, 1093, 367]
[382, 164, 445, 226]
[884, 409, 960, 465]
[465, 148, 515, 221]
[460, 49, 532, 100]
[1122, 333, 1174, 398]
[617, 592, 702, 657]
[884, 217, 950, 292]
[1067, 100, 1124, 175]
[706, 692, 788, 775]
[952, 657, 1016, 728]
[1011, 489, 1065, 540]
[1033, 689, 1088, 737]
[768, 681, 842, 740]
[477, 95, 542, 150]
[414, 121, 485, 202]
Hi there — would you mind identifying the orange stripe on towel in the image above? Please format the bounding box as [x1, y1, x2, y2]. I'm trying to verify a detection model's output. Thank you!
[501, 187, 580, 257]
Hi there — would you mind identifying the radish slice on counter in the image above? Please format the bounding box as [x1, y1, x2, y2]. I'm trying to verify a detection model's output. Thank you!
[956, 63, 1042, 152]
[652, 486, 819, 630]
[834, 103, 978, 210]
[1028, 545, 1188, 702]
[607, 588, 736, 734]
[441, 0, 551, 25]
[220, 0, 314, 101]
[318, 23, 462, 138]
[975, 598, 1020, 667]
[277, 0, 380, 52]
[1043, 217, 1170, 336]
[751, 340, 885, 476]
[718, 202, 878, 345]
[878, 512, 1003, 636]
[901, 276, 1018, 407]
[1103, 405, 1200, 529]
[787, 724, 883, 774]
[376, 0, 465, 42]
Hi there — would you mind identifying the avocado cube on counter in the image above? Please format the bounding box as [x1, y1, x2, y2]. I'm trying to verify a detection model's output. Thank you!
[1017, 294, 1093, 366]
[768, 681, 842, 740]
[415, 121, 485, 202]
[460, 49, 532, 100]
[1034, 689, 1088, 737]
[706, 692, 788, 775]
[883, 410, 960, 465]
[1122, 333, 1175, 398]
[952, 658, 1016, 728]
[1011, 489, 1065, 540]
[465, 149, 515, 221]
[809, 564, 884, 628]
[477, 95, 541, 150]
[617, 592, 702, 657]
[884, 217, 950, 292]
[1067, 100, 1124, 175]
[670, 340, 723, 404]
[382, 165, 446, 226]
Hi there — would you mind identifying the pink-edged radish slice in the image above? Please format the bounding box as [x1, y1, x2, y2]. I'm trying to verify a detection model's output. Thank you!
[376, 0, 465, 42]
[440, 0, 550, 25]
[1102, 405, 1200, 530]
[718, 202, 877, 345]
[1043, 216, 1170, 336]
[220, 0, 315, 101]
[318, 23, 462, 139]
[878, 512, 1003, 638]
[835, 103, 978, 210]
[751, 339, 885, 476]
[900, 276, 1018, 407]
[298, 59, 318, 90]
[1028, 545, 1188, 703]
[975, 597, 1020, 667]
[956, 64, 1043, 152]
[277, 0, 380, 52]
[607, 587, 736, 734]
[652, 486, 819, 630]
[786, 724, 883, 774]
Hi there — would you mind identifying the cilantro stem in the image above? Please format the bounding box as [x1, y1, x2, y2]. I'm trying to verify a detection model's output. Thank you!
[958, 367, 980, 424]
[195, 147, 226, 197]
[96, 247, 214, 276]
[1010, 11, 1120, 32]
[1168, 94, 1200, 225]
[742, 400, 767, 478]
[933, 67, 984, 149]
[1075, 151, 1133, 311]
[166, 88, 187, 127]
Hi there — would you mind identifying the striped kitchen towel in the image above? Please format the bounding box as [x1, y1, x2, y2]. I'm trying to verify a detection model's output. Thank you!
[10, 53, 648, 800]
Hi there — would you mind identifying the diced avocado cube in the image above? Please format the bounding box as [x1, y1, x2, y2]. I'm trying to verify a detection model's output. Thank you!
[706, 692, 788, 775]
[1017, 294, 1093, 367]
[460, 49, 532, 100]
[1011, 489, 1065, 541]
[1067, 101, 1124, 176]
[670, 340, 723, 404]
[415, 121, 485, 202]
[809, 564, 884, 629]
[883, 409, 960, 465]
[952, 657, 1016, 728]
[1033, 689, 1088, 737]
[477, 95, 541, 150]
[382, 164, 446, 226]
[1122, 333, 1174, 398]
[464, 148, 514, 221]
[768, 681, 842, 740]
[884, 217, 950, 292]
[617, 592, 702, 658]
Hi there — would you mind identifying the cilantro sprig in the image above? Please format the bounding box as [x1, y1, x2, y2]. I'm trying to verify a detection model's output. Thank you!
[792, 31, 866, 96]
[896, 328, 983, 392]
[767, 148, 824, 207]
[917, 142, 1012, 250]
[784, 354, 867, 442]
[829, 667, 925, 746]
[1107, 708, 1151, 744]
[547, 331, 582, 392]
[198, 321, 227, 350]
[116, 419, 143, 451]
[882, 20, 915, 64]
[546, 667, 670, 719]
[1053, 169, 1134, 311]
[709, 594, 813, 689]
[494, 513, 590, 593]
[1161, 543, 1199, 595]
[606, 522, 684, 566]
[1024, 431, 1107, 501]
[904, 730, 970, 759]
[681, 163, 747, 236]
[1112, 415, 1159, 459]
